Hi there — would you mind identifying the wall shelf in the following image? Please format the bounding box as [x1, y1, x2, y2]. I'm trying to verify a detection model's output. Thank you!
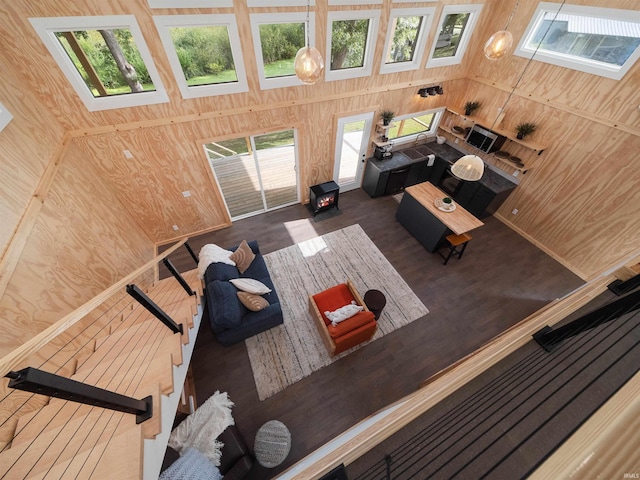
[445, 107, 546, 154]
[373, 121, 396, 148]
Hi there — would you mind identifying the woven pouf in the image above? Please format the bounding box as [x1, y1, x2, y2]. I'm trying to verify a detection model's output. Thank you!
[254, 420, 291, 468]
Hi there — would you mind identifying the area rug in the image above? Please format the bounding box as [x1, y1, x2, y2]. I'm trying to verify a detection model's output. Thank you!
[245, 224, 429, 400]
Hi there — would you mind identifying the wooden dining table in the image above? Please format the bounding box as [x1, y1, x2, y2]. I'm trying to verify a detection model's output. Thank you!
[396, 181, 484, 252]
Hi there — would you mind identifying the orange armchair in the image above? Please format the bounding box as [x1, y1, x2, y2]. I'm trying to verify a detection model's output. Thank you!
[309, 279, 377, 356]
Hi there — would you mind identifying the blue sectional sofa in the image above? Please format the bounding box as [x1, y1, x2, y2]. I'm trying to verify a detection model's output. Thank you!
[203, 240, 283, 346]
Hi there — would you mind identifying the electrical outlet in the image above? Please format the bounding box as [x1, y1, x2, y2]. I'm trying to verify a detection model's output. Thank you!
[454, 138, 459, 144]
[172, 225, 179, 231]
[512, 208, 519, 215]
[182, 190, 191, 198]
[123, 150, 133, 159]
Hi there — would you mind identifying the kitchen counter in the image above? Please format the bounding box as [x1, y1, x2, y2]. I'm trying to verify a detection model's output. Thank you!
[400, 142, 517, 194]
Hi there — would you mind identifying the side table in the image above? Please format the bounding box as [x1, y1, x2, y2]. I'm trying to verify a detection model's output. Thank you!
[364, 289, 386, 321]
[254, 420, 291, 468]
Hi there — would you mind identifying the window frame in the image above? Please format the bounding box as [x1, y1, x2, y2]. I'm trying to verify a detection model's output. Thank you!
[148, 0, 232, 8]
[29, 15, 168, 112]
[0, 102, 13, 132]
[325, 9, 381, 82]
[385, 107, 445, 148]
[425, 4, 483, 68]
[249, 12, 316, 90]
[153, 14, 249, 99]
[514, 2, 640, 80]
[380, 7, 435, 74]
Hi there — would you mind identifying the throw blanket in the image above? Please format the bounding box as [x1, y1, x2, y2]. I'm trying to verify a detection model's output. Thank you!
[168, 391, 235, 465]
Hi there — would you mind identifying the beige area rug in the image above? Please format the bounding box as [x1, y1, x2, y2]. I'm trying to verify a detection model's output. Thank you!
[245, 224, 429, 401]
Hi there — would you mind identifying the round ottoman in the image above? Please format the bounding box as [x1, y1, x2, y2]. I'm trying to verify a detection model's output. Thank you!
[254, 420, 291, 468]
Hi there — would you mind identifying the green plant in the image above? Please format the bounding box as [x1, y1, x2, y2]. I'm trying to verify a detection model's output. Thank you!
[464, 101, 480, 115]
[515, 122, 537, 139]
[380, 110, 395, 125]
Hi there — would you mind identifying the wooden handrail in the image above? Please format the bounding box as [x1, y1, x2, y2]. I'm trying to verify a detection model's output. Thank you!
[0, 238, 188, 377]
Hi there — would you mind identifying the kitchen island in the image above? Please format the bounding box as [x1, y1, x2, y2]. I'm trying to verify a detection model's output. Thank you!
[396, 182, 484, 253]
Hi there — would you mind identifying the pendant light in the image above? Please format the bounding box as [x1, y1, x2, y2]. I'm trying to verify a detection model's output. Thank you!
[294, 0, 324, 84]
[451, 155, 484, 181]
[484, 0, 519, 60]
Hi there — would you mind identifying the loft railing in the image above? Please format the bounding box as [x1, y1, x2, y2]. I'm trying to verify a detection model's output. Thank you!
[279, 254, 640, 480]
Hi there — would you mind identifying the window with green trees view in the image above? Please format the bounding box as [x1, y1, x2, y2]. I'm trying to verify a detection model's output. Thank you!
[427, 4, 482, 68]
[55, 29, 155, 97]
[385, 112, 439, 144]
[381, 7, 435, 74]
[327, 10, 380, 81]
[30, 16, 168, 111]
[169, 26, 238, 86]
[249, 13, 311, 89]
[154, 14, 248, 98]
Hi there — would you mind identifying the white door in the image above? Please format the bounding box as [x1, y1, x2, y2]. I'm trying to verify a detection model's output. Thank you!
[333, 112, 374, 192]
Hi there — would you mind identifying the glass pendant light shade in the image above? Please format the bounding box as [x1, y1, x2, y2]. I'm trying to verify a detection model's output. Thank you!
[484, 30, 514, 60]
[294, 46, 324, 84]
[451, 155, 485, 181]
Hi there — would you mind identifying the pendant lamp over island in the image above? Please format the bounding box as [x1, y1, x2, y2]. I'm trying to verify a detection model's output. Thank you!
[484, 0, 519, 60]
[451, 155, 485, 181]
[294, 0, 324, 84]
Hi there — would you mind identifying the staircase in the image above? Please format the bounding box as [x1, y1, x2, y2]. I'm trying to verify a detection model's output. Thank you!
[0, 268, 202, 479]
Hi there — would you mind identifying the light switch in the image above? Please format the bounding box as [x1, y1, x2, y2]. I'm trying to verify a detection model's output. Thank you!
[123, 150, 133, 159]
[172, 225, 179, 231]
[182, 191, 191, 198]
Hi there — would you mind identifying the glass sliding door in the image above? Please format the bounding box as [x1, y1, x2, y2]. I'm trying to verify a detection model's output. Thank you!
[204, 129, 298, 220]
[333, 112, 374, 191]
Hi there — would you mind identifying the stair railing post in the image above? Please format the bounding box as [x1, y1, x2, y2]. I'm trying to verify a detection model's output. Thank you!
[6, 367, 153, 424]
[126, 284, 183, 335]
[162, 258, 195, 296]
[184, 241, 199, 267]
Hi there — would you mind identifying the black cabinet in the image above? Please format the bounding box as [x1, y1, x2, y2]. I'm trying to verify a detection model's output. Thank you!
[362, 153, 428, 198]
[429, 157, 449, 186]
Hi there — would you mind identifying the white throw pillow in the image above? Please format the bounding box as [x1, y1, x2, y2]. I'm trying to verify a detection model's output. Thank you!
[325, 301, 364, 326]
[197, 244, 236, 279]
[229, 278, 272, 295]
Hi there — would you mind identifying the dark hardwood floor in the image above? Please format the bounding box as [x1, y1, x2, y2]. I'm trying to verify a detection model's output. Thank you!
[160, 188, 585, 479]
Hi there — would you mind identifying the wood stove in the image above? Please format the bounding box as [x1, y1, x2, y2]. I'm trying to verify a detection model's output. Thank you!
[309, 181, 339, 217]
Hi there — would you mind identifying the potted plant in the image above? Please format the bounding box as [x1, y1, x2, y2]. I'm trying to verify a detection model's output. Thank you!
[380, 110, 395, 126]
[464, 101, 480, 116]
[515, 122, 536, 139]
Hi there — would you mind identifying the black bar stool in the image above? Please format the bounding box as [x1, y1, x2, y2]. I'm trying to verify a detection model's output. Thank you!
[439, 233, 472, 265]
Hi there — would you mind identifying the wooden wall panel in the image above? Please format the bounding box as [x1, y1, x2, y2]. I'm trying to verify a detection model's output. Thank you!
[0, 142, 154, 357]
[0, 49, 65, 258]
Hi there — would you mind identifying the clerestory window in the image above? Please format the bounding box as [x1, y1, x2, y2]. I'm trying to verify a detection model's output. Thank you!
[30, 16, 168, 111]
[326, 10, 381, 82]
[426, 4, 483, 68]
[153, 15, 248, 99]
[249, 13, 313, 90]
[380, 7, 435, 74]
[515, 3, 640, 80]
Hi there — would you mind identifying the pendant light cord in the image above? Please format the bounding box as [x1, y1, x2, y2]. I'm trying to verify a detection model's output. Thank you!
[489, 0, 567, 133]
[306, 0, 311, 48]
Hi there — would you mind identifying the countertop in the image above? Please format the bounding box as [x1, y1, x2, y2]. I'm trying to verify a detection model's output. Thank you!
[404, 182, 484, 235]
[367, 151, 420, 171]
[399, 142, 518, 194]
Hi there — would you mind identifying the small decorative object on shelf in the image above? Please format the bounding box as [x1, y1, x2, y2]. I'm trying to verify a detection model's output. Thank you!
[515, 122, 536, 140]
[464, 101, 480, 116]
[380, 110, 395, 126]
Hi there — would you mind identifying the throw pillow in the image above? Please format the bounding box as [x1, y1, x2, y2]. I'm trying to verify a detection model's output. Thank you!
[325, 301, 364, 326]
[159, 447, 223, 480]
[237, 291, 269, 312]
[230, 278, 272, 295]
[197, 244, 235, 279]
[228, 240, 255, 274]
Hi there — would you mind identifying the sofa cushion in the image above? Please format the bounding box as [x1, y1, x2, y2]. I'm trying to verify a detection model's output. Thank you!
[229, 240, 255, 274]
[230, 278, 271, 295]
[205, 262, 240, 283]
[207, 281, 246, 330]
[327, 311, 376, 339]
[312, 283, 357, 325]
[237, 291, 269, 312]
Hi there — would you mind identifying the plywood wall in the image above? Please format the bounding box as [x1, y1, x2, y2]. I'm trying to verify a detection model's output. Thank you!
[0, 140, 154, 357]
